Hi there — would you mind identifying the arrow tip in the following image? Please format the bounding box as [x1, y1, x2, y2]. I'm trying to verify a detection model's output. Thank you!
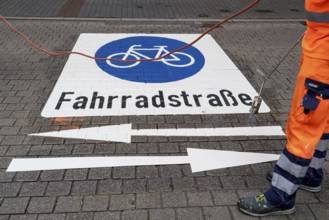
[187, 148, 279, 173]
[28, 124, 133, 143]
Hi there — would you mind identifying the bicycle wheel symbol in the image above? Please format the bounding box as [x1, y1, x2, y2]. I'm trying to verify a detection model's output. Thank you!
[162, 52, 195, 67]
[106, 53, 140, 68]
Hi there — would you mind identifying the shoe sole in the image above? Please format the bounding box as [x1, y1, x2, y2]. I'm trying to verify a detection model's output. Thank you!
[238, 206, 296, 217]
[299, 185, 321, 193]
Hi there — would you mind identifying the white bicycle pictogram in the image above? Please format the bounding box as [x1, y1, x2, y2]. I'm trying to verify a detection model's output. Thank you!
[106, 45, 195, 68]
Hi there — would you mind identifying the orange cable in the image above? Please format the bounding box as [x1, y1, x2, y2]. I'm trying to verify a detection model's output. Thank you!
[52, 118, 81, 130]
[0, 0, 260, 62]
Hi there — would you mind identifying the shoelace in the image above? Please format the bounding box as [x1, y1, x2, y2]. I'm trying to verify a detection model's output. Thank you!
[255, 194, 267, 204]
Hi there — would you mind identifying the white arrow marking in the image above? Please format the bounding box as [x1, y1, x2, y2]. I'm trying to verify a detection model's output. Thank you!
[7, 148, 279, 173]
[29, 124, 285, 143]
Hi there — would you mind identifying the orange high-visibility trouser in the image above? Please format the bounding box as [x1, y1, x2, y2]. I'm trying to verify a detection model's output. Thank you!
[286, 54, 329, 159]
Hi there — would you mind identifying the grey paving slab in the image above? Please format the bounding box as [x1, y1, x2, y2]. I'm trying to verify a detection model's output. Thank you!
[113, 167, 136, 179]
[289, 204, 317, 220]
[0, 145, 8, 156]
[40, 170, 65, 182]
[316, 188, 329, 203]
[72, 143, 94, 155]
[203, 206, 233, 220]
[147, 178, 172, 192]
[94, 211, 121, 220]
[196, 176, 221, 190]
[71, 180, 97, 195]
[19, 182, 47, 197]
[176, 207, 203, 220]
[136, 192, 162, 209]
[109, 194, 136, 211]
[64, 169, 88, 180]
[220, 175, 248, 189]
[308, 204, 329, 220]
[0, 197, 30, 214]
[172, 177, 196, 191]
[45, 181, 72, 196]
[122, 210, 148, 220]
[0, 182, 21, 197]
[65, 212, 94, 220]
[149, 208, 175, 220]
[159, 165, 183, 178]
[136, 166, 159, 179]
[8, 215, 37, 220]
[27, 145, 51, 156]
[212, 190, 239, 206]
[123, 179, 147, 193]
[37, 214, 66, 220]
[82, 195, 109, 211]
[0, 214, 8, 220]
[0, 168, 15, 182]
[162, 192, 188, 208]
[54, 196, 83, 213]
[27, 197, 56, 214]
[97, 179, 122, 194]
[0, 157, 14, 169]
[6, 145, 30, 156]
[187, 191, 213, 207]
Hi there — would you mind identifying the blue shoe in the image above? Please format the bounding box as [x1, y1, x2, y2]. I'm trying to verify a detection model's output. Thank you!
[237, 194, 296, 217]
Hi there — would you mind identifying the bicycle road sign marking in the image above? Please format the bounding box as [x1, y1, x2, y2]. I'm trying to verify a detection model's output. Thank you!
[106, 45, 195, 68]
[41, 34, 270, 117]
[95, 36, 205, 83]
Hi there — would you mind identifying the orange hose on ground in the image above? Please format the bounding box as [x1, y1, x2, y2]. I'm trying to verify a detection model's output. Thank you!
[52, 118, 82, 130]
[0, 0, 260, 62]
[0, 1, 260, 128]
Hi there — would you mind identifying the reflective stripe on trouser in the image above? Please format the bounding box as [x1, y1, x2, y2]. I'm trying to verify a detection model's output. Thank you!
[265, 138, 328, 209]
[306, 10, 329, 22]
[264, 148, 311, 209]
[303, 137, 328, 187]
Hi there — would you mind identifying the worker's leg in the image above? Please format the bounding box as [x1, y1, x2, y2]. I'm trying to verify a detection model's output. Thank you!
[238, 56, 329, 216]
[265, 55, 329, 208]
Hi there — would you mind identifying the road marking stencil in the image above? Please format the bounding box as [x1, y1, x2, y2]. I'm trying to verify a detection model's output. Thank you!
[7, 148, 280, 173]
[41, 34, 270, 117]
[29, 124, 285, 143]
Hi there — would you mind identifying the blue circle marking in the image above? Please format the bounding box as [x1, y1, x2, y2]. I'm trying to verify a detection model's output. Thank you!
[95, 36, 205, 83]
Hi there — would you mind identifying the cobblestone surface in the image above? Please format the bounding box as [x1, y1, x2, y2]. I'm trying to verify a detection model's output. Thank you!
[0, 1, 327, 219]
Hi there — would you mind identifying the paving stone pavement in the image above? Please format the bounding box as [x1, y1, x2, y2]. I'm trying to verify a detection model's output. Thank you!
[0, 1, 328, 220]
[0, 0, 304, 20]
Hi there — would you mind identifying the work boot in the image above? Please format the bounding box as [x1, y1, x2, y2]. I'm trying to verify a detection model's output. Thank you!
[266, 169, 321, 193]
[237, 194, 296, 217]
